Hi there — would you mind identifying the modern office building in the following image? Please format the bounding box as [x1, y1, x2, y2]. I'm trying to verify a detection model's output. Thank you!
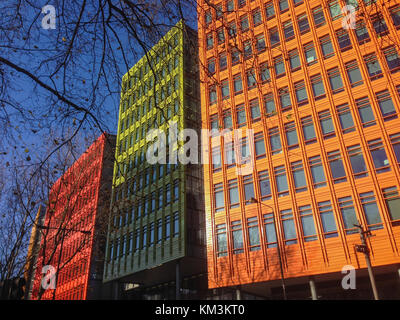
[31, 132, 115, 300]
[198, 0, 400, 299]
[103, 21, 207, 300]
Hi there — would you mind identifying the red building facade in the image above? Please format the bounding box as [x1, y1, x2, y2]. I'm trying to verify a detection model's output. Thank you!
[31, 133, 115, 300]
[198, 0, 400, 298]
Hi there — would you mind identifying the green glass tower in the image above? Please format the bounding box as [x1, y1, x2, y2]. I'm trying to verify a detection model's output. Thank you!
[103, 21, 206, 299]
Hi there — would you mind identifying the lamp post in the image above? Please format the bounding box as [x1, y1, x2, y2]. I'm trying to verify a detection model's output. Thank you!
[353, 222, 379, 300]
[247, 197, 287, 300]
[37, 225, 91, 300]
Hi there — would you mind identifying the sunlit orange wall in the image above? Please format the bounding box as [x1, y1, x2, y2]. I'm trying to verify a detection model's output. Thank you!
[198, 0, 400, 288]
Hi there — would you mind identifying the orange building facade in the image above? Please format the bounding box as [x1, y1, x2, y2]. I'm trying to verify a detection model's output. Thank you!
[198, 0, 400, 298]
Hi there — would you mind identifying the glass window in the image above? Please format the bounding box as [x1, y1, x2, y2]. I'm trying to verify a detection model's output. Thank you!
[336, 29, 352, 52]
[212, 147, 222, 172]
[274, 55, 285, 77]
[231, 49, 240, 65]
[263, 213, 277, 247]
[231, 220, 244, 254]
[312, 6, 325, 27]
[347, 144, 368, 178]
[376, 90, 397, 121]
[368, 138, 390, 173]
[274, 165, 289, 197]
[281, 209, 297, 245]
[269, 127, 282, 155]
[359, 192, 383, 230]
[327, 67, 344, 94]
[221, 79, 230, 100]
[209, 85, 217, 104]
[279, 87, 292, 112]
[254, 132, 266, 158]
[214, 183, 225, 212]
[310, 74, 325, 100]
[233, 74, 243, 94]
[285, 122, 299, 150]
[259, 170, 272, 200]
[279, 0, 289, 12]
[283, 20, 295, 41]
[173, 212, 179, 237]
[259, 62, 270, 82]
[304, 42, 317, 65]
[243, 40, 252, 59]
[291, 160, 307, 192]
[372, 14, 389, 36]
[252, 8, 262, 27]
[236, 104, 247, 127]
[328, 149, 347, 183]
[318, 200, 338, 238]
[328, 0, 342, 20]
[256, 34, 266, 52]
[336, 103, 355, 134]
[243, 174, 255, 202]
[309, 155, 326, 188]
[354, 21, 370, 44]
[223, 109, 233, 129]
[225, 142, 236, 167]
[319, 35, 334, 59]
[265, 2, 275, 20]
[390, 6, 400, 27]
[364, 54, 383, 80]
[289, 49, 301, 71]
[319, 110, 335, 139]
[216, 224, 227, 257]
[383, 46, 400, 73]
[383, 187, 400, 223]
[247, 217, 260, 251]
[264, 93, 276, 116]
[390, 133, 400, 165]
[269, 27, 280, 47]
[297, 13, 310, 34]
[246, 69, 257, 89]
[356, 96, 376, 127]
[338, 197, 358, 234]
[345, 60, 363, 87]
[301, 116, 317, 144]
[228, 179, 240, 209]
[294, 81, 308, 106]
[240, 15, 249, 32]
[226, 0, 235, 12]
[299, 205, 317, 241]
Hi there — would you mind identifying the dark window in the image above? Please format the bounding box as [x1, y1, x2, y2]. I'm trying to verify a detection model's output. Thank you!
[338, 197, 358, 234]
[279, 0, 289, 13]
[319, 35, 334, 59]
[240, 15, 249, 32]
[390, 6, 400, 28]
[246, 68, 257, 89]
[390, 133, 400, 165]
[383, 46, 400, 73]
[327, 67, 344, 94]
[256, 34, 266, 52]
[327, 149, 347, 183]
[309, 155, 326, 188]
[318, 200, 338, 238]
[243, 40, 253, 59]
[312, 6, 325, 27]
[283, 20, 295, 41]
[263, 213, 277, 248]
[368, 138, 390, 173]
[252, 8, 262, 27]
[274, 55, 286, 78]
[382, 187, 400, 224]
[318, 109, 336, 139]
[216, 224, 227, 257]
[259, 170, 272, 200]
[265, 2, 275, 20]
[354, 21, 370, 44]
[372, 14, 389, 36]
[310, 74, 326, 100]
[217, 27, 225, 44]
[279, 87, 292, 112]
[294, 80, 308, 106]
[221, 79, 230, 100]
[259, 62, 271, 82]
[231, 220, 244, 254]
[274, 165, 289, 197]
[250, 99, 261, 123]
[301, 115, 317, 144]
[356, 96, 376, 127]
[247, 217, 261, 251]
[336, 103, 355, 134]
[281, 209, 297, 245]
[285, 122, 299, 150]
[359, 192, 383, 230]
[364, 54, 383, 80]
[236, 104, 246, 127]
[289, 49, 301, 72]
[243, 174, 255, 202]
[336, 29, 352, 52]
[264, 93, 276, 116]
[291, 160, 307, 192]
[346, 63, 364, 89]
[207, 57, 216, 75]
[376, 90, 397, 121]
[219, 52, 227, 70]
[233, 74, 243, 94]
[299, 205, 317, 241]
[269, 27, 280, 47]
[297, 13, 310, 34]
[269, 127, 282, 155]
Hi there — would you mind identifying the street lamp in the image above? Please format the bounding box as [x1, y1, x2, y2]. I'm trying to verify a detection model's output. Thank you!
[37, 225, 91, 300]
[247, 197, 287, 300]
[353, 222, 379, 300]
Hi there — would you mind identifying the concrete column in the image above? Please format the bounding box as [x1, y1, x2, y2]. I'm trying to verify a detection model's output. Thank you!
[113, 281, 119, 300]
[236, 287, 241, 300]
[176, 260, 181, 300]
[309, 277, 318, 300]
